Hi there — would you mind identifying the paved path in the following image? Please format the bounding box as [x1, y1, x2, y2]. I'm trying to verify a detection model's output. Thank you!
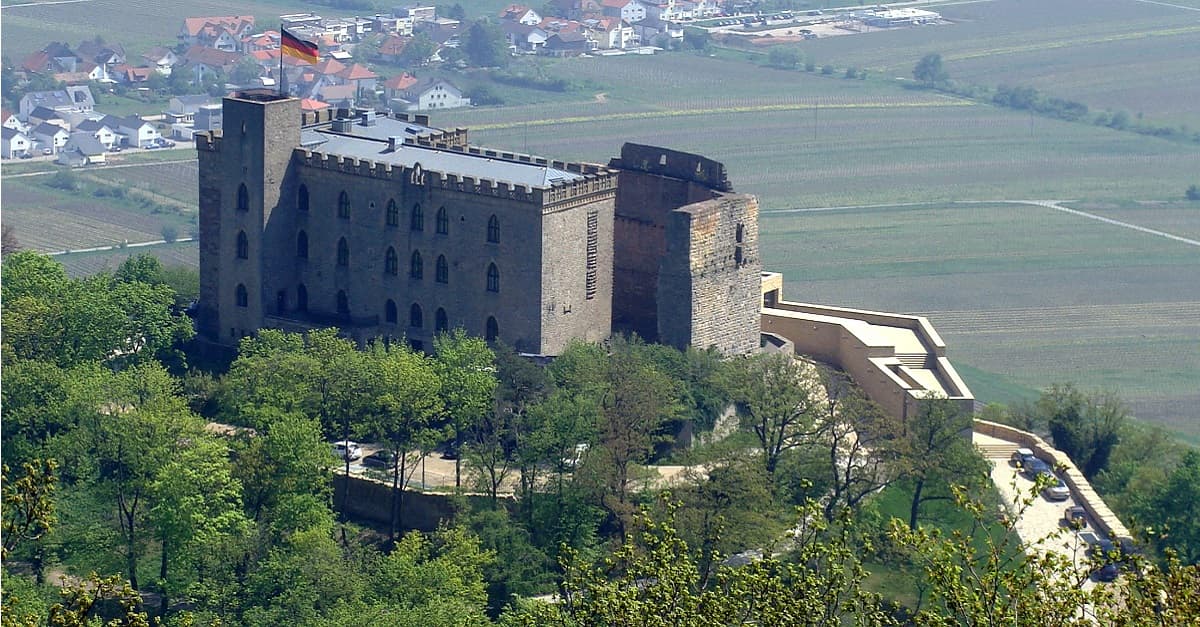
[974, 432, 1098, 590]
[49, 237, 195, 256]
[2, 158, 197, 179]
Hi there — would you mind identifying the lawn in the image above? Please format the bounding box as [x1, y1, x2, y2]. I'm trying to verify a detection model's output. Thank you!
[54, 240, 199, 277]
[759, 202, 1200, 441]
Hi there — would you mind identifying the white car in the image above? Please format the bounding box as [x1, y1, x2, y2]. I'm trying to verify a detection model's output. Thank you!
[332, 440, 362, 461]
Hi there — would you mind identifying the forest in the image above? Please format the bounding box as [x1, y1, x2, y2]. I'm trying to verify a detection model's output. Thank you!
[2, 250, 1198, 626]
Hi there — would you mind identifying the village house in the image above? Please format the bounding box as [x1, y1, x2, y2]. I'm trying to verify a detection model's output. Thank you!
[503, 22, 549, 52]
[500, 4, 544, 25]
[544, 31, 594, 56]
[31, 122, 69, 154]
[600, 0, 648, 24]
[75, 40, 126, 68]
[1, 127, 32, 159]
[1, 110, 23, 131]
[112, 65, 155, 85]
[585, 16, 637, 49]
[401, 76, 470, 110]
[337, 64, 379, 95]
[57, 133, 107, 166]
[166, 95, 215, 124]
[142, 47, 180, 75]
[379, 35, 410, 63]
[115, 116, 161, 148]
[179, 16, 257, 51]
[73, 118, 119, 149]
[26, 106, 69, 129]
[18, 90, 79, 120]
[181, 46, 243, 83]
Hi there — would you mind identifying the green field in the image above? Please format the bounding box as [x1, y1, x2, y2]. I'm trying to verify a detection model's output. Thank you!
[792, 0, 1200, 127]
[758, 202, 1200, 443]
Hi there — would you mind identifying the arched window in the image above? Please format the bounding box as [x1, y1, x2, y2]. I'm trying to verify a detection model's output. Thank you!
[411, 203, 424, 231]
[385, 247, 398, 275]
[410, 303, 423, 328]
[235, 283, 248, 307]
[385, 299, 397, 324]
[736, 222, 745, 243]
[237, 183, 249, 211]
[410, 250, 423, 279]
[297, 284, 308, 311]
[386, 199, 399, 227]
[298, 184, 309, 212]
[486, 316, 498, 342]
[487, 215, 500, 243]
[236, 230, 248, 259]
[487, 263, 499, 292]
[436, 255, 448, 284]
[337, 237, 349, 267]
[436, 206, 449, 234]
[297, 230, 308, 258]
[336, 290, 349, 315]
[337, 191, 350, 219]
[435, 307, 448, 334]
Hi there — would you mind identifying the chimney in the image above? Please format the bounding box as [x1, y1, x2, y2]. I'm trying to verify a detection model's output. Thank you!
[359, 110, 376, 126]
[388, 136, 402, 151]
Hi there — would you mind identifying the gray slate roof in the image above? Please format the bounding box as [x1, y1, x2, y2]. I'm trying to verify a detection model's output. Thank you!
[66, 132, 106, 155]
[300, 116, 583, 188]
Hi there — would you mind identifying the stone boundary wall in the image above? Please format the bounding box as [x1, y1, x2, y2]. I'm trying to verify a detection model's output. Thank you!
[973, 419, 1133, 548]
[333, 474, 513, 532]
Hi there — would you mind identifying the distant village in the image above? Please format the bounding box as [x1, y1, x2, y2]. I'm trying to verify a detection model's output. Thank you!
[2, 0, 942, 164]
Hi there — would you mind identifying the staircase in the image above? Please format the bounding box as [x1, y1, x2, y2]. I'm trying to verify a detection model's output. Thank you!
[895, 353, 930, 369]
[974, 440, 1020, 461]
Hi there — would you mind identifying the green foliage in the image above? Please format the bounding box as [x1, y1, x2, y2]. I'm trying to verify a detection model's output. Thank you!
[1037, 383, 1126, 478]
[46, 170, 80, 191]
[726, 353, 822, 476]
[1136, 450, 1200, 564]
[1187, 184, 1200, 201]
[913, 53, 948, 85]
[1, 459, 58, 566]
[896, 397, 987, 530]
[464, 19, 510, 68]
[767, 46, 802, 69]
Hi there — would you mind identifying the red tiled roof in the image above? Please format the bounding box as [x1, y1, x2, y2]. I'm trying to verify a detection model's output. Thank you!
[380, 35, 408, 56]
[313, 57, 346, 76]
[337, 63, 377, 80]
[299, 98, 331, 111]
[384, 73, 418, 90]
[183, 15, 255, 37]
[21, 51, 52, 73]
[251, 49, 280, 62]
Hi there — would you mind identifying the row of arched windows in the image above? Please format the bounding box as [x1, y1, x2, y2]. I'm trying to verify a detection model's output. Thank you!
[294, 231, 498, 290]
[295, 185, 501, 243]
[237, 283, 499, 342]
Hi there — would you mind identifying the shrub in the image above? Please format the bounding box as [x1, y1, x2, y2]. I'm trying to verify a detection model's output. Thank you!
[820, 65, 834, 75]
[46, 169, 79, 191]
[1187, 185, 1200, 201]
[161, 225, 178, 243]
[805, 62, 815, 72]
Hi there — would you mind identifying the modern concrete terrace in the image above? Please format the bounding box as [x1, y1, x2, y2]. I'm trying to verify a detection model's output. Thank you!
[759, 271, 974, 420]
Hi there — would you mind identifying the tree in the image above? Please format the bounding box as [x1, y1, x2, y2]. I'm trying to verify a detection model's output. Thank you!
[817, 374, 903, 522]
[767, 46, 802, 69]
[463, 19, 510, 68]
[913, 52, 948, 85]
[727, 352, 823, 476]
[75, 363, 206, 590]
[434, 329, 498, 489]
[148, 435, 249, 614]
[897, 396, 987, 530]
[363, 341, 442, 540]
[401, 33, 436, 66]
[1037, 383, 1126, 478]
[2, 458, 58, 583]
[2, 222, 20, 257]
[231, 56, 263, 86]
[1139, 450, 1200, 564]
[1186, 184, 1200, 201]
[353, 34, 382, 64]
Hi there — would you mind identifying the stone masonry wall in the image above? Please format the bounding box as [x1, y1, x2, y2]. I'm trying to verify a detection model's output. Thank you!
[610, 143, 730, 341]
[658, 194, 762, 355]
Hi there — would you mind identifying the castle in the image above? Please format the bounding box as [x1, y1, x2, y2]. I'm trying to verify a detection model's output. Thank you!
[196, 91, 761, 355]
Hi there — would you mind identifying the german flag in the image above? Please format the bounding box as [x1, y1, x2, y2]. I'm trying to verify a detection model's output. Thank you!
[281, 28, 319, 64]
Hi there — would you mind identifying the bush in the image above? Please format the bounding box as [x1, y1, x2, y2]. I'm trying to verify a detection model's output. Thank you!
[465, 85, 503, 106]
[805, 62, 815, 72]
[820, 65, 834, 75]
[844, 67, 859, 79]
[1187, 185, 1200, 201]
[46, 169, 79, 191]
[161, 225, 178, 243]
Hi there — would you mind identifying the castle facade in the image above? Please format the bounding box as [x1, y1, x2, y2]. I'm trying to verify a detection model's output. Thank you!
[196, 91, 760, 355]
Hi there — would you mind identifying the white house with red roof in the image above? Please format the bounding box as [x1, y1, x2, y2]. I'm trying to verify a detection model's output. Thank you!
[179, 16, 256, 51]
[337, 63, 378, 94]
[499, 4, 543, 25]
[599, 0, 647, 24]
[142, 47, 179, 76]
[585, 16, 637, 49]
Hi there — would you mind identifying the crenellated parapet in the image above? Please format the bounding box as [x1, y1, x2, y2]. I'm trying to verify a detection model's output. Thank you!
[294, 146, 617, 209]
[195, 130, 222, 152]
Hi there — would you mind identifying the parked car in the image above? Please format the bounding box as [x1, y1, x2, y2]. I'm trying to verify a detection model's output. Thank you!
[362, 450, 396, 469]
[1064, 505, 1088, 527]
[1080, 532, 1120, 581]
[1021, 457, 1052, 479]
[332, 440, 362, 461]
[1010, 447, 1037, 468]
[1042, 476, 1070, 501]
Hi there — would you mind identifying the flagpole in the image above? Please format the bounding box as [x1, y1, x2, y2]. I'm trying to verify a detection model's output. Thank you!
[279, 24, 284, 96]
